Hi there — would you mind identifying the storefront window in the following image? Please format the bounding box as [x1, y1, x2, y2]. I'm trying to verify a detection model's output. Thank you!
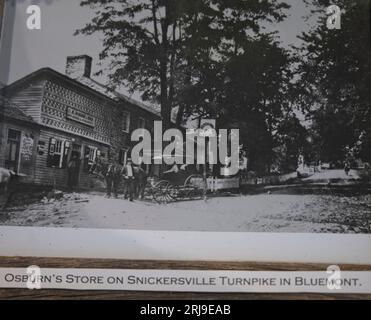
[138, 117, 146, 129]
[84, 146, 98, 172]
[47, 138, 70, 168]
[122, 111, 130, 133]
[119, 148, 128, 165]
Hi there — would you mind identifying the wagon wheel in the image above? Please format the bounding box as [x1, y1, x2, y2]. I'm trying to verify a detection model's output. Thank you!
[143, 179, 154, 199]
[166, 183, 180, 202]
[152, 180, 171, 204]
[144, 176, 160, 199]
[183, 174, 203, 199]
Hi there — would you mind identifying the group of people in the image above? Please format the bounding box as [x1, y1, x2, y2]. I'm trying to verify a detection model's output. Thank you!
[91, 157, 147, 201]
[105, 158, 147, 201]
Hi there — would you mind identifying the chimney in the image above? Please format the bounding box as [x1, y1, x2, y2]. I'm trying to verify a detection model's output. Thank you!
[65, 55, 92, 79]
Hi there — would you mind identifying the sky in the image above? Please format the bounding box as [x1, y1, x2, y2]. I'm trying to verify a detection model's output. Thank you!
[0, 0, 315, 100]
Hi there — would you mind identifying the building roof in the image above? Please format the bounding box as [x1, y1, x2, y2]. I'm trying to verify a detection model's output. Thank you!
[114, 90, 161, 116]
[75, 76, 118, 100]
[75, 76, 161, 116]
[3, 68, 160, 117]
[0, 95, 38, 124]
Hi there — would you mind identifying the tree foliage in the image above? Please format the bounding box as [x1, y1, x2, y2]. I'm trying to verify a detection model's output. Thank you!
[296, 0, 371, 164]
[76, 0, 289, 124]
[76, 0, 316, 174]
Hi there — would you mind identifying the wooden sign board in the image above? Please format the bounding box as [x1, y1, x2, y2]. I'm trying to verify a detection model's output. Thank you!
[66, 107, 95, 128]
[0, 257, 370, 300]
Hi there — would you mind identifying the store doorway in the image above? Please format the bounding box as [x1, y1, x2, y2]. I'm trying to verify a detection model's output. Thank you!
[67, 143, 81, 190]
[5, 129, 21, 173]
[71, 143, 82, 159]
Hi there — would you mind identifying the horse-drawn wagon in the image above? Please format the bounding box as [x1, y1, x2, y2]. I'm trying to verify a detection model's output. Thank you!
[146, 166, 205, 204]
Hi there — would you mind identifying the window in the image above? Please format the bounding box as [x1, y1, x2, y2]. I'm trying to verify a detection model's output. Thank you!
[5, 129, 21, 172]
[138, 117, 146, 129]
[84, 146, 98, 172]
[47, 138, 70, 168]
[119, 148, 128, 166]
[122, 111, 131, 133]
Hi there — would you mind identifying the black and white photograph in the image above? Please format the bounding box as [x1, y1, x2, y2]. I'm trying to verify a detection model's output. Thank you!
[0, 0, 370, 237]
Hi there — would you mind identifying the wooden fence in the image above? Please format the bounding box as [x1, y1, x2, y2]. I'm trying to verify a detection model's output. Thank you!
[191, 172, 297, 191]
[240, 172, 298, 186]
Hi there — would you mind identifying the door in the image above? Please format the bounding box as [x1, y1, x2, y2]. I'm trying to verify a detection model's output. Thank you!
[71, 143, 81, 160]
[5, 129, 21, 172]
[68, 143, 81, 187]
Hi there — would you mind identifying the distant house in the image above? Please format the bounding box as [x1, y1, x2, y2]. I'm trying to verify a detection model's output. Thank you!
[0, 55, 160, 189]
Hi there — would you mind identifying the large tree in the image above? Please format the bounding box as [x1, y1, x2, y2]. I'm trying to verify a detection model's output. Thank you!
[76, 0, 305, 174]
[176, 1, 295, 174]
[216, 35, 297, 174]
[296, 0, 371, 164]
[76, 0, 290, 129]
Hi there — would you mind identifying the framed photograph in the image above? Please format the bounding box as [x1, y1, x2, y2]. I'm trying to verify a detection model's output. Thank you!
[0, 0, 371, 299]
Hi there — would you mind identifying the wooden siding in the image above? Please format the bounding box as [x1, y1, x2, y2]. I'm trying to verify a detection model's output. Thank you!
[35, 129, 109, 189]
[3, 69, 160, 190]
[5, 79, 45, 122]
[0, 121, 39, 181]
[34, 130, 69, 187]
[40, 80, 112, 145]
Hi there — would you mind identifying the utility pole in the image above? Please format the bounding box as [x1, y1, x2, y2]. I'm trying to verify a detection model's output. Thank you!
[203, 147, 207, 201]
[199, 119, 216, 201]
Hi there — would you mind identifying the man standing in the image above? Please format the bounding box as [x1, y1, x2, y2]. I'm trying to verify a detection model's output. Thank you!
[122, 158, 135, 201]
[105, 161, 121, 198]
[67, 154, 80, 192]
[344, 161, 351, 176]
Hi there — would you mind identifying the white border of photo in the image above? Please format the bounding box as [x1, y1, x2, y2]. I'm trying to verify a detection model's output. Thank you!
[0, 1, 370, 266]
[0, 226, 370, 264]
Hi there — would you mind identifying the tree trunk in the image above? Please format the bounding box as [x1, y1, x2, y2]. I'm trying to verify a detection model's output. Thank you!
[176, 104, 185, 126]
[160, 0, 171, 129]
[160, 59, 171, 129]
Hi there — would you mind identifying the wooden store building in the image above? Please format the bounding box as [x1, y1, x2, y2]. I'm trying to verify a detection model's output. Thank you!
[0, 55, 160, 189]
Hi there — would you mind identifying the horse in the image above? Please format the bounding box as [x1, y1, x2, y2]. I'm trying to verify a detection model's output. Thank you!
[0, 168, 17, 210]
[0, 168, 16, 193]
[89, 159, 108, 179]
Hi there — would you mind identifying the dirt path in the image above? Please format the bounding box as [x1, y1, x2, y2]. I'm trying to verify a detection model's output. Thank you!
[1, 192, 370, 233]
